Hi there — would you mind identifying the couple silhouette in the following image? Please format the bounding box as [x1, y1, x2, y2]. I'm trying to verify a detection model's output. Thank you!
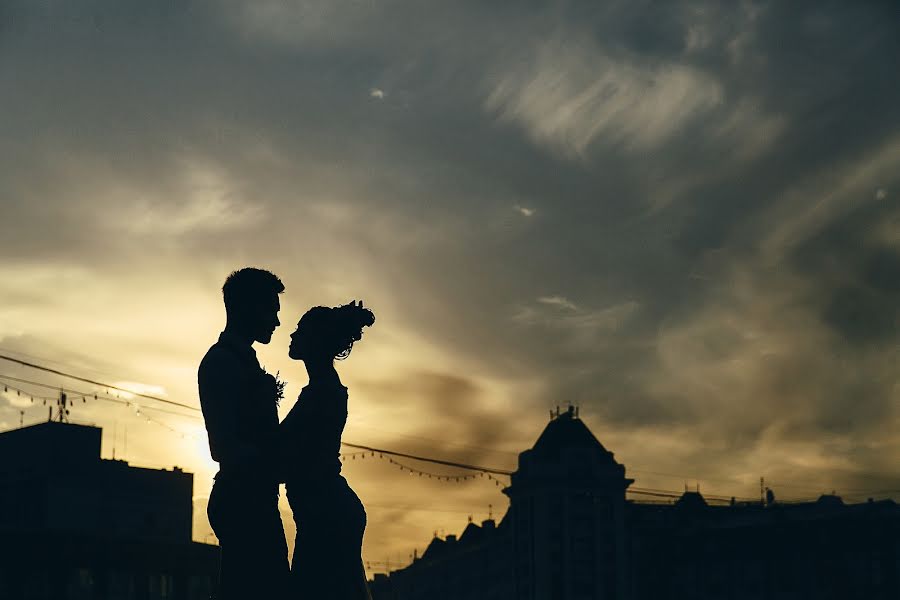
[198, 268, 375, 599]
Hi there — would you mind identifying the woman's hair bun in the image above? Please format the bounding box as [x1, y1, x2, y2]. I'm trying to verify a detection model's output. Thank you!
[333, 300, 375, 352]
[296, 300, 375, 360]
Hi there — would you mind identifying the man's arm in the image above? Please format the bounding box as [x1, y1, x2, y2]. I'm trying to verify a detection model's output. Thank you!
[198, 347, 260, 471]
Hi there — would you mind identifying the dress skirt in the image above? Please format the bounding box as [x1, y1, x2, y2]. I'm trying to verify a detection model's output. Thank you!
[287, 475, 371, 600]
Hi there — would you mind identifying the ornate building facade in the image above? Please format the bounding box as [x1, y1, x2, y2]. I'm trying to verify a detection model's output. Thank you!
[370, 407, 900, 600]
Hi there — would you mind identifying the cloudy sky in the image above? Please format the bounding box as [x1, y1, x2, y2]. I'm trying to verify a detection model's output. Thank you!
[1, 0, 899, 570]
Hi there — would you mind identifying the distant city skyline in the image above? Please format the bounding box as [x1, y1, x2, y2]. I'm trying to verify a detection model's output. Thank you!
[1, 0, 898, 570]
[370, 408, 900, 599]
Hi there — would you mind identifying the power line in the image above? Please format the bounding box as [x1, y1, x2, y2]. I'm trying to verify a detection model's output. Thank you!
[0, 354, 504, 478]
[3, 355, 897, 502]
[2, 367, 516, 475]
[0, 374, 199, 419]
[345, 451, 510, 485]
[351, 424, 520, 457]
[1, 371, 511, 474]
[626, 466, 756, 487]
[3, 370, 890, 502]
[340, 441, 513, 476]
[0, 380, 55, 404]
[626, 487, 758, 502]
[1, 374, 78, 392]
[364, 503, 494, 515]
[0, 352, 201, 413]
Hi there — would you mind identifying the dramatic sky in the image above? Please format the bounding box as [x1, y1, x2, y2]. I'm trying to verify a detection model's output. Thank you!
[1, 0, 899, 570]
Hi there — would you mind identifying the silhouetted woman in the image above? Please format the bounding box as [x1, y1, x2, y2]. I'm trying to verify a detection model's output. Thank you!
[281, 300, 375, 599]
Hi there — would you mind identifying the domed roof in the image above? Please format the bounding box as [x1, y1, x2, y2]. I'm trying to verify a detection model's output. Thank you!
[530, 406, 613, 461]
[505, 407, 633, 496]
[675, 491, 708, 510]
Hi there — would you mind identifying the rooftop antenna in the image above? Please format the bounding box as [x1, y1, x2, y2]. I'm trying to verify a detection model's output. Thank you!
[54, 389, 70, 423]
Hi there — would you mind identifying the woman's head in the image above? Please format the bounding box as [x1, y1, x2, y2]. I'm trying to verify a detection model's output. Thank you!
[288, 300, 375, 362]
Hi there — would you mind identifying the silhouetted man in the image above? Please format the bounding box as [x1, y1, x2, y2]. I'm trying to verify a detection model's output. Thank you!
[199, 268, 288, 599]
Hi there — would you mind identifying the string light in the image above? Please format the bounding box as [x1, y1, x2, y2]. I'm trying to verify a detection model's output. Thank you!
[0, 379, 58, 406]
[1, 375, 200, 444]
[139, 409, 200, 441]
[0, 375, 193, 418]
[351, 453, 510, 487]
[0, 365, 845, 503]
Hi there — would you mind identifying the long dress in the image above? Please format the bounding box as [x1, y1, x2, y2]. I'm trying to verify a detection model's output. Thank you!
[281, 380, 372, 600]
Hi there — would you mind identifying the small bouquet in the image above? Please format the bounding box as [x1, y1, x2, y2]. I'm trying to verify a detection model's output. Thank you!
[260, 367, 287, 407]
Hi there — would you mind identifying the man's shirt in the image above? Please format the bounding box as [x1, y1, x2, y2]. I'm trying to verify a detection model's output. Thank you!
[198, 330, 280, 484]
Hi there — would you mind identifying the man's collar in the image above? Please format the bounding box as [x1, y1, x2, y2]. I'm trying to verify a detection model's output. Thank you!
[218, 329, 257, 359]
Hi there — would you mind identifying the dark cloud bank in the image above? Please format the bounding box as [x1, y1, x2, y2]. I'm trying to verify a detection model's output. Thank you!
[2, 0, 899, 499]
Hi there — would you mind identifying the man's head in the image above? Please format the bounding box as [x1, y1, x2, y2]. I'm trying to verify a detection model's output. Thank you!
[222, 268, 284, 344]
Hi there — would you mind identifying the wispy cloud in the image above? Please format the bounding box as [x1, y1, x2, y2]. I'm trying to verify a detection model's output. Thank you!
[486, 34, 723, 157]
[102, 163, 266, 236]
[514, 205, 535, 217]
[537, 295, 578, 311]
[518, 297, 639, 335]
[113, 382, 168, 399]
[759, 136, 900, 263]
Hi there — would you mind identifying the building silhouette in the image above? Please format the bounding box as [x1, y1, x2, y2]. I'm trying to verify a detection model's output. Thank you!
[0, 421, 218, 600]
[370, 406, 900, 599]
